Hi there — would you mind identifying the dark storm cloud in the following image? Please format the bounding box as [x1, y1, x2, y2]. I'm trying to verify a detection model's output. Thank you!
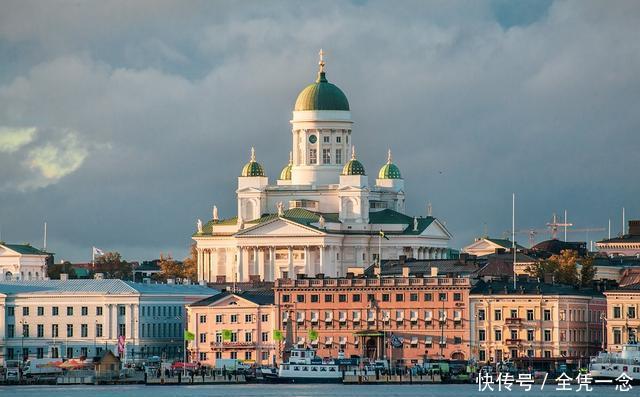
[0, 0, 638, 261]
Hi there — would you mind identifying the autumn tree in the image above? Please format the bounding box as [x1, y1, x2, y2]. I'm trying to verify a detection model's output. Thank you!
[579, 257, 596, 287]
[526, 250, 586, 286]
[182, 243, 198, 282]
[47, 261, 78, 279]
[155, 254, 183, 281]
[94, 251, 132, 280]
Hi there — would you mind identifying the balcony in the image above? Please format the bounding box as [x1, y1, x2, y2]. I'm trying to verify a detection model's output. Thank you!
[505, 339, 522, 345]
[505, 318, 522, 326]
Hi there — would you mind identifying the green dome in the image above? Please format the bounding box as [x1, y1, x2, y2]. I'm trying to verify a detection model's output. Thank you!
[294, 51, 350, 114]
[279, 152, 293, 180]
[240, 147, 265, 177]
[378, 150, 402, 179]
[342, 147, 366, 176]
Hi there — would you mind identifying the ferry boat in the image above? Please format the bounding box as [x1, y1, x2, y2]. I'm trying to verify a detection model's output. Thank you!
[589, 343, 640, 383]
[274, 348, 356, 383]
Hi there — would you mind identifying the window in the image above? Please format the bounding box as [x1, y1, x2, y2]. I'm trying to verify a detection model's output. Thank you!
[37, 347, 44, 359]
[216, 314, 223, 323]
[527, 349, 534, 357]
[199, 352, 207, 361]
[230, 352, 238, 359]
[544, 350, 551, 358]
[613, 329, 622, 344]
[245, 314, 253, 323]
[311, 294, 319, 303]
[245, 351, 252, 360]
[382, 294, 390, 302]
[261, 351, 269, 361]
[231, 332, 238, 343]
[262, 332, 269, 342]
[96, 323, 103, 337]
[67, 307, 73, 316]
[118, 324, 125, 337]
[245, 331, 252, 342]
[296, 294, 305, 303]
[7, 307, 15, 316]
[281, 294, 290, 303]
[200, 315, 207, 324]
[510, 330, 518, 340]
[200, 333, 207, 343]
[495, 330, 502, 341]
[543, 309, 551, 321]
[323, 136, 330, 143]
[367, 294, 375, 302]
[119, 306, 126, 316]
[215, 352, 222, 359]
[613, 307, 622, 319]
[453, 293, 462, 301]
[439, 293, 447, 301]
[36, 324, 44, 338]
[629, 307, 636, 319]
[510, 309, 518, 318]
[494, 310, 502, 321]
[454, 337, 462, 344]
[81, 306, 88, 316]
[324, 294, 333, 303]
[309, 149, 317, 164]
[96, 307, 103, 316]
[478, 330, 486, 341]
[352, 294, 361, 302]
[335, 149, 342, 164]
[7, 324, 14, 338]
[410, 293, 418, 302]
[527, 329, 534, 341]
[479, 350, 486, 362]
[37, 307, 44, 316]
[322, 149, 331, 164]
[339, 294, 347, 302]
[52, 324, 59, 338]
[23, 307, 30, 316]
[231, 314, 238, 323]
[478, 309, 486, 321]
[261, 314, 269, 322]
[336, 136, 342, 143]
[67, 324, 73, 337]
[544, 329, 551, 342]
[81, 324, 88, 337]
[216, 332, 222, 343]
[526, 310, 534, 321]
[396, 293, 404, 302]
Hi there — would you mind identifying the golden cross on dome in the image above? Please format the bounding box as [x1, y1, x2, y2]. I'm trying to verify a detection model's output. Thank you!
[319, 48, 325, 73]
[250, 147, 256, 162]
[351, 145, 356, 160]
[387, 149, 393, 163]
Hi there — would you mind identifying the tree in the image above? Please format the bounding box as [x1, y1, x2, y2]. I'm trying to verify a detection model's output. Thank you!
[182, 243, 198, 282]
[94, 251, 132, 280]
[525, 250, 581, 286]
[47, 261, 78, 279]
[579, 256, 596, 287]
[155, 254, 183, 281]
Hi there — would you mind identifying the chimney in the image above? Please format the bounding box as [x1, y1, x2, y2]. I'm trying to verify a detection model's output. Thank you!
[430, 267, 438, 277]
[60, 273, 68, 281]
[94, 272, 104, 280]
[199, 280, 206, 286]
[402, 267, 410, 278]
[399, 255, 407, 264]
[629, 220, 640, 236]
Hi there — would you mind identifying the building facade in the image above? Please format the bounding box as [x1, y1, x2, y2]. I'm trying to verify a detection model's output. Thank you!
[470, 281, 606, 366]
[604, 284, 640, 352]
[0, 243, 51, 281]
[596, 220, 640, 256]
[193, 52, 452, 284]
[187, 291, 276, 366]
[0, 280, 216, 364]
[274, 274, 472, 366]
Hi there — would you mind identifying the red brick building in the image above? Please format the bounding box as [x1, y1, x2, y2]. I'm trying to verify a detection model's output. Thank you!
[274, 274, 472, 366]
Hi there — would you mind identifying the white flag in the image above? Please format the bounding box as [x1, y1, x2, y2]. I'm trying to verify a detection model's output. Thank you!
[92, 247, 105, 257]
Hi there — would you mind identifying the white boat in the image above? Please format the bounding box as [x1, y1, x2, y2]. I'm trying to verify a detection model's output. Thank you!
[589, 343, 640, 382]
[275, 348, 355, 383]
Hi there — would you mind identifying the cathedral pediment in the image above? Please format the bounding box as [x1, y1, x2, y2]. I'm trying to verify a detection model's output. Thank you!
[236, 218, 326, 237]
[421, 219, 453, 239]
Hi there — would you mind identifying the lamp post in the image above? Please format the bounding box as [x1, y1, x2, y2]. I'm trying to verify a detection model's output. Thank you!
[20, 320, 28, 361]
[600, 314, 607, 351]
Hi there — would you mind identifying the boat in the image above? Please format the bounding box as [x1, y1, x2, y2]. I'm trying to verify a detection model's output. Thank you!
[273, 348, 356, 383]
[589, 342, 640, 383]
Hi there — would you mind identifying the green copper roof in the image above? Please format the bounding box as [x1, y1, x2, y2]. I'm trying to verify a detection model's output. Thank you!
[378, 163, 401, 179]
[342, 158, 366, 176]
[279, 152, 293, 180]
[2, 243, 49, 255]
[294, 71, 350, 111]
[240, 147, 265, 177]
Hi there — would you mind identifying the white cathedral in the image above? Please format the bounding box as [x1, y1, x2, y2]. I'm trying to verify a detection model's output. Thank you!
[193, 52, 452, 283]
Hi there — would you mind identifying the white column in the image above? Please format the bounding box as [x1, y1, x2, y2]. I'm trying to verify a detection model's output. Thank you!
[304, 246, 310, 276]
[211, 249, 218, 282]
[257, 248, 265, 281]
[319, 246, 325, 276]
[237, 247, 244, 282]
[288, 246, 294, 277]
[270, 247, 276, 281]
[253, 247, 259, 277]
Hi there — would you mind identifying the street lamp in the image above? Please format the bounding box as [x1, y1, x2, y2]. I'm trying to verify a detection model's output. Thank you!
[20, 320, 28, 361]
[600, 314, 607, 351]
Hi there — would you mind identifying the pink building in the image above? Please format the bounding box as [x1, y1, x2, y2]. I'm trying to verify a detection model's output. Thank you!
[274, 274, 472, 366]
[187, 291, 277, 366]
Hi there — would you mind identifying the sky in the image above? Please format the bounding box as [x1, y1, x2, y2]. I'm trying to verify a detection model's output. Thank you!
[0, 0, 638, 262]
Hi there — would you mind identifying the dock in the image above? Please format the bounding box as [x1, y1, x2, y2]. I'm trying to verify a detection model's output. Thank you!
[343, 373, 441, 384]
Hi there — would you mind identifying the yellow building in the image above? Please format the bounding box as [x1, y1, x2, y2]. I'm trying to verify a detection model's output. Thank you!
[187, 291, 277, 366]
[470, 280, 606, 368]
[604, 284, 640, 352]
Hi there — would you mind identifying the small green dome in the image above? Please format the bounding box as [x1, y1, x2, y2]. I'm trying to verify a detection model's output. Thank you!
[279, 152, 293, 180]
[241, 147, 265, 177]
[294, 52, 349, 111]
[378, 150, 402, 179]
[342, 147, 366, 176]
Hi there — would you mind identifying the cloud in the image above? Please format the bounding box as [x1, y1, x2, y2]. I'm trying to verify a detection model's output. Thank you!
[22, 130, 88, 190]
[0, 126, 36, 153]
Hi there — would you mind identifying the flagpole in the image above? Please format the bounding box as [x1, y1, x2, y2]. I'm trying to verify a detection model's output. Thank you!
[512, 193, 516, 290]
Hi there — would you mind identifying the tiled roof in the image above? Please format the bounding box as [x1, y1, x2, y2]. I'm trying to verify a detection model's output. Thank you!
[2, 243, 50, 255]
[597, 235, 640, 244]
[0, 280, 216, 296]
[471, 280, 604, 297]
[366, 258, 480, 277]
[190, 290, 274, 307]
[613, 283, 640, 291]
[486, 238, 525, 250]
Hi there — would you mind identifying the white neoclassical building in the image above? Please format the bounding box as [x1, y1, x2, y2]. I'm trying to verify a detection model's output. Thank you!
[0, 279, 217, 364]
[193, 52, 452, 283]
[0, 243, 51, 281]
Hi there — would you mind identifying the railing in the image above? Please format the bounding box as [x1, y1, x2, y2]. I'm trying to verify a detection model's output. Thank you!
[275, 277, 471, 288]
[505, 318, 522, 325]
[505, 339, 522, 345]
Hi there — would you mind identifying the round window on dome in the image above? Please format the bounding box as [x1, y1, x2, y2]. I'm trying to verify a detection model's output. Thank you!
[309, 135, 317, 144]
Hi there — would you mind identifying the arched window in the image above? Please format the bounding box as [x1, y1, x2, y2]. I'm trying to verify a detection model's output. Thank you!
[5, 272, 12, 281]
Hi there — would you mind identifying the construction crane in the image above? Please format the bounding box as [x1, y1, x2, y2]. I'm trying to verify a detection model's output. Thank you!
[506, 211, 606, 247]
